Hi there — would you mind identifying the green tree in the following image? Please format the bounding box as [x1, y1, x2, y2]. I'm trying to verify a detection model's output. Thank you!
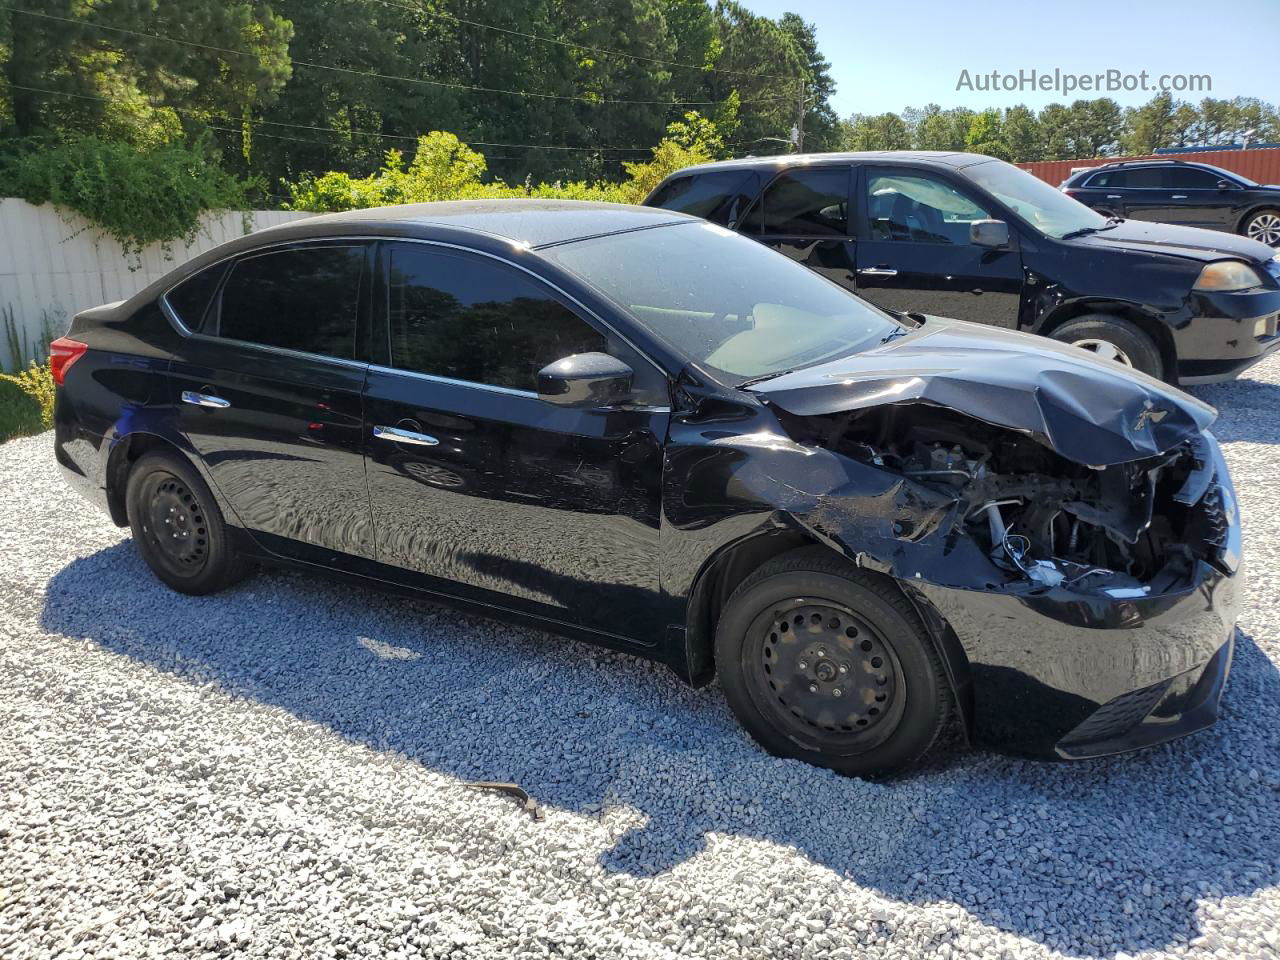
[778, 13, 838, 151]
[964, 108, 1009, 159]
[1002, 104, 1042, 162]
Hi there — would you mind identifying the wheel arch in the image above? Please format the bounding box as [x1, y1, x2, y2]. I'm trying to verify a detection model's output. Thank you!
[104, 432, 196, 527]
[1236, 203, 1280, 236]
[1036, 300, 1177, 376]
[682, 533, 973, 740]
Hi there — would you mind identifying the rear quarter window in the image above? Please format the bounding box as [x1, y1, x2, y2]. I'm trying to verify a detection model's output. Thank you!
[165, 262, 228, 332]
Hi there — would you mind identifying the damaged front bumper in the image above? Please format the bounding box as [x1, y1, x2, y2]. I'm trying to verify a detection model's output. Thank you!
[910, 559, 1239, 758]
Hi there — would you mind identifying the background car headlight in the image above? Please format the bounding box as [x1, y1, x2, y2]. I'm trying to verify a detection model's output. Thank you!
[1194, 261, 1266, 292]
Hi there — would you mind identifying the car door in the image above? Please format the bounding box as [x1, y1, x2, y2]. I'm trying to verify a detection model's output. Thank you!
[853, 166, 1022, 327]
[1104, 166, 1167, 221]
[1159, 166, 1239, 229]
[166, 241, 376, 564]
[362, 240, 670, 642]
[738, 165, 857, 289]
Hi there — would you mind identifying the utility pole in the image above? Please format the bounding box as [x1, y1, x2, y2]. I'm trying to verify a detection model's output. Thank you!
[794, 79, 806, 153]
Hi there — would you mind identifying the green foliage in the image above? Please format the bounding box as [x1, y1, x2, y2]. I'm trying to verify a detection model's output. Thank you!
[0, 365, 47, 443]
[2, 136, 254, 259]
[286, 113, 724, 213]
[1, 360, 55, 429]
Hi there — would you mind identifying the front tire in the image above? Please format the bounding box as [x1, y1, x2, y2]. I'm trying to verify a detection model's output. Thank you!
[715, 548, 953, 777]
[125, 450, 246, 595]
[1242, 208, 1280, 247]
[1049, 314, 1164, 380]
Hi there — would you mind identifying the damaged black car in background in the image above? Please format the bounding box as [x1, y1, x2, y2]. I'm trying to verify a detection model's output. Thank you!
[54, 202, 1242, 777]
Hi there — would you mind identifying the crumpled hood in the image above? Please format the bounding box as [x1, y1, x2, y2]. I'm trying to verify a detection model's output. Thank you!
[749, 318, 1217, 466]
[1072, 218, 1276, 264]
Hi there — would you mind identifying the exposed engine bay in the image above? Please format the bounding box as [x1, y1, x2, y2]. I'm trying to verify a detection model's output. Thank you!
[775, 404, 1228, 594]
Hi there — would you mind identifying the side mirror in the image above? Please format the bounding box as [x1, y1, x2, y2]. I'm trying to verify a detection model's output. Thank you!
[970, 219, 1011, 248]
[1217, 179, 1239, 191]
[536, 352, 634, 408]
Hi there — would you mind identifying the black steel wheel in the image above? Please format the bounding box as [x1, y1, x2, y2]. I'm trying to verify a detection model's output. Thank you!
[126, 450, 246, 595]
[716, 547, 953, 777]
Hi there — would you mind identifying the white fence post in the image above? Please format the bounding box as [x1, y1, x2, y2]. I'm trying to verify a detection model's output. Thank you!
[0, 198, 311, 370]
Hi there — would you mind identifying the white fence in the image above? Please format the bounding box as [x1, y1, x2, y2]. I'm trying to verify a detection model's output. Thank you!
[0, 198, 310, 370]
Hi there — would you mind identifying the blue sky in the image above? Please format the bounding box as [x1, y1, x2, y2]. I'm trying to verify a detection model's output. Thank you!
[739, 0, 1278, 117]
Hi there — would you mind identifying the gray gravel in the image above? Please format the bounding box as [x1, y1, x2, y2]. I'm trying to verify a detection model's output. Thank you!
[3, 358, 1280, 960]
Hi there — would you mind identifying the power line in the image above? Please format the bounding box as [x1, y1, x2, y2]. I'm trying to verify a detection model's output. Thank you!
[3, 6, 791, 108]
[6, 83, 658, 154]
[367, 0, 802, 84]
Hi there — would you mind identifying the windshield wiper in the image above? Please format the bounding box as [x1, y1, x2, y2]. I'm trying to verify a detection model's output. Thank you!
[1061, 217, 1124, 240]
[879, 326, 911, 344]
[737, 369, 794, 389]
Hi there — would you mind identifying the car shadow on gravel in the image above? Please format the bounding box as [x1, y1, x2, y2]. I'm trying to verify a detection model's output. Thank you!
[41, 544, 1280, 958]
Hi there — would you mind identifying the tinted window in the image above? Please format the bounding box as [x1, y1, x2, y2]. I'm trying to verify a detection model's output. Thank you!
[647, 170, 761, 227]
[167, 262, 227, 332]
[866, 171, 993, 244]
[387, 245, 605, 391]
[216, 246, 364, 358]
[1085, 170, 1114, 187]
[740, 168, 849, 236]
[1164, 166, 1226, 189]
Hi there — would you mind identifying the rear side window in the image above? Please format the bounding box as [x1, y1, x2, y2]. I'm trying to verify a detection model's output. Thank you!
[166, 263, 227, 332]
[647, 170, 761, 227]
[387, 244, 605, 391]
[739, 168, 849, 236]
[214, 245, 365, 358]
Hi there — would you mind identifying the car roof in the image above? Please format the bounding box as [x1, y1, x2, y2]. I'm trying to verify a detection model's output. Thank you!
[251, 199, 695, 250]
[670, 151, 1001, 176]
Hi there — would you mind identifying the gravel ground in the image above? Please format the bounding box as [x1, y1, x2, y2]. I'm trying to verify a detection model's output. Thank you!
[2, 359, 1279, 960]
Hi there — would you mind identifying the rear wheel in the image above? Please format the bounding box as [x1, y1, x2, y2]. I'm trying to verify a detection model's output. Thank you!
[715, 548, 953, 777]
[125, 450, 246, 595]
[1049, 314, 1164, 380]
[1242, 208, 1280, 247]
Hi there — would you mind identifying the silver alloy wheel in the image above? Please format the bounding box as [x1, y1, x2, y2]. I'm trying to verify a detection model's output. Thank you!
[1247, 213, 1280, 246]
[1071, 338, 1134, 367]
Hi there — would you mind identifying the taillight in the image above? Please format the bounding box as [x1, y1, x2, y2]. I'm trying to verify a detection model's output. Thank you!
[49, 337, 88, 386]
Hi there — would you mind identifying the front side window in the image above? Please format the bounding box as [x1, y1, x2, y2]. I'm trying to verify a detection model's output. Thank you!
[1164, 166, 1228, 189]
[647, 170, 761, 227]
[387, 244, 605, 391]
[214, 245, 364, 358]
[866, 170, 993, 244]
[540, 221, 899, 383]
[740, 168, 849, 236]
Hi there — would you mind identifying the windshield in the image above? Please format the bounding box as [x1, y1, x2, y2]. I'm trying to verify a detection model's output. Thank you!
[966, 159, 1107, 239]
[539, 221, 900, 382]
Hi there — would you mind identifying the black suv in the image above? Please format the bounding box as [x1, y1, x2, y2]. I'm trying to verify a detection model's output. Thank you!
[644, 152, 1280, 383]
[1061, 159, 1280, 246]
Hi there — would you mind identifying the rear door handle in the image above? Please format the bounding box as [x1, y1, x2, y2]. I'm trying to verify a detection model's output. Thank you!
[181, 390, 230, 409]
[1170, 194, 1188, 200]
[858, 267, 898, 277]
[373, 424, 439, 446]
[1106, 194, 1123, 199]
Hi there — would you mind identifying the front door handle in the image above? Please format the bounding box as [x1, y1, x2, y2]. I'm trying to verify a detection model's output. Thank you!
[1106, 194, 1123, 199]
[1170, 194, 1188, 200]
[858, 267, 898, 277]
[181, 390, 230, 409]
[373, 424, 439, 446]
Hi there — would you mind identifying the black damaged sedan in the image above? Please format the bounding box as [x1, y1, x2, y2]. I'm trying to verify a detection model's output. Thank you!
[52, 201, 1242, 776]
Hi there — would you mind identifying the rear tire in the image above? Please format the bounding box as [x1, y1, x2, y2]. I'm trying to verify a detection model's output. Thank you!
[1049, 314, 1164, 380]
[1242, 208, 1280, 247]
[715, 547, 952, 778]
[125, 450, 246, 595]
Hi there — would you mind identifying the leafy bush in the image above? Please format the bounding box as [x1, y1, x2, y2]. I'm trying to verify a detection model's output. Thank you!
[285, 114, 724, 212]
[2, 135, 254, 260]
[0, 368, 45, 443]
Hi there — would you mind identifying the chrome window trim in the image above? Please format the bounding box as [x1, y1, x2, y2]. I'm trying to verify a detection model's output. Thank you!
[160, 233, 672, 388]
